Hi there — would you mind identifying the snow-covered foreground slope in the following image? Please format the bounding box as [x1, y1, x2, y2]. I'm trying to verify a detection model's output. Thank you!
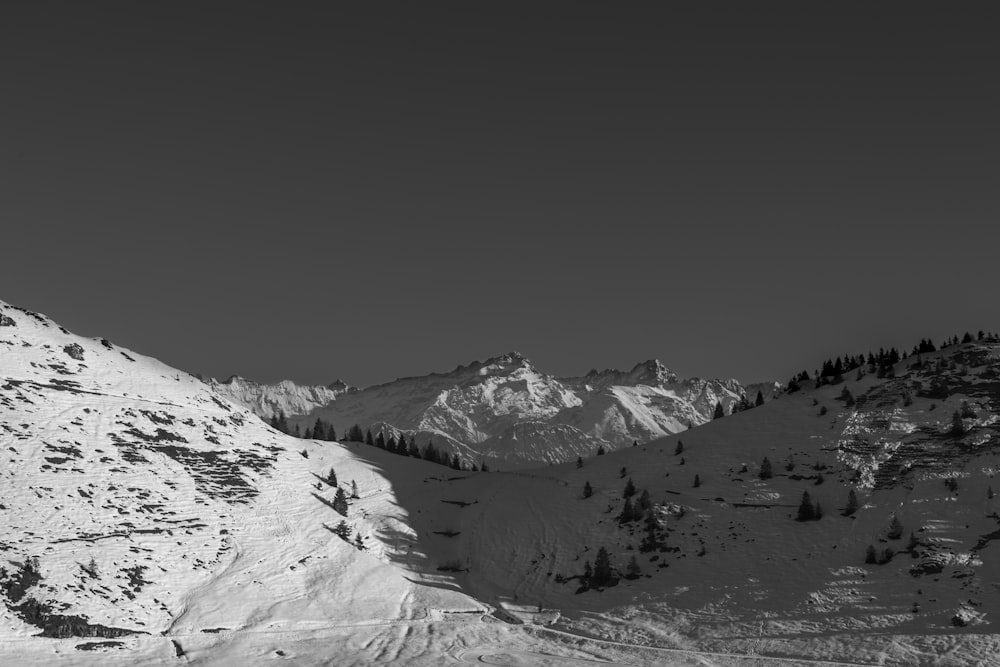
[269, 353, 765, 469]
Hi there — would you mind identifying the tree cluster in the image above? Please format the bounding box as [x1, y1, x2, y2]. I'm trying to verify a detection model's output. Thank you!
[582, 547, 615, 588]
[346, 424, 484, 472]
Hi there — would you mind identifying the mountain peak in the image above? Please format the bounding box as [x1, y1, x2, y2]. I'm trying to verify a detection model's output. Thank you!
[485, 351, 528, 366]
[628, 359, 678, 385]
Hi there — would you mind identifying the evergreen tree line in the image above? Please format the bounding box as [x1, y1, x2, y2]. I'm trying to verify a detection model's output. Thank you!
[343, 424, 487, 472]
[787, 331, 999, 392]
[268, 412, 338, 441]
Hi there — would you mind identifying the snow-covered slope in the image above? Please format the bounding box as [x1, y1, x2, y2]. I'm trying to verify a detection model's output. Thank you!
[6, 298, 999, 665]
[279, 353, 759, 469]
[207, 375, 354, 420]
[409, 338, 1000, 664]
[0, 301, 546, 665]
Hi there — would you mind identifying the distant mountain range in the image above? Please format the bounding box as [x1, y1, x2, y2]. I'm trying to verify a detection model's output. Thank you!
[211, 352, 780, 468]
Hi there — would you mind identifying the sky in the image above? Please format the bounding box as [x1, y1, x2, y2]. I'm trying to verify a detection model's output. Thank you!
[2, 3, 998, 388]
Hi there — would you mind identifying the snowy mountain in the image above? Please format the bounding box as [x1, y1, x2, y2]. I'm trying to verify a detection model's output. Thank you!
[4, 298, 1000, 665]
[207, 374, 355, 420]
[265, 352, 762, 469]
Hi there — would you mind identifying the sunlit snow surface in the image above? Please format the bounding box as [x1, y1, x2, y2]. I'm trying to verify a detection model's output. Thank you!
[3, 301, 1000, 665]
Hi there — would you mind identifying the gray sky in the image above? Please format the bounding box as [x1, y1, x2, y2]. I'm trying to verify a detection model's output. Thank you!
[2, 3, 997, 387]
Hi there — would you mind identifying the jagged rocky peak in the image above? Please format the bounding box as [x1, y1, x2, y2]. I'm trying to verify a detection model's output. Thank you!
[580, 358, 679, 388]
[627, 359, 678, 386]
[452, 351, 534, 377]
[327, 379, 354, 392]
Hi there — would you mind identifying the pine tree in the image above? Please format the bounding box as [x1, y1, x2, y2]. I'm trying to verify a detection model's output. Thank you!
[888, 515, 903, 540]
[408, 438, 420, 457]
[844, 489, 859, 516]
[583, 560, 593, 582]
[334, 520, 351, 540]
[713, 401, 724, 419]
[375, 432, 386, 449]
[839, 386, 855, 407]
[693, 474, 701, 488]
[636, 489, 651, 513]
[623, 478, 636, 498]
[576, 456, 583, 469]
[386, 435, 397, 454]
[314, 418, 325, 441]
[796, 491, 815, 521]
[351, 480, 359, 499]
[348, 424, 363, 442]
[619, 497, 635, 524]
[293, 424, 301, 438]
[596, 446, 606, 456]
[619, 466, 627, 479]
[640, 511, 660, 552]
[333, 488, 348, 516]
[365, 429, 374, 446]
[583, 481, 593, 498]
[951, 410, 965, 435]
[755, 390, 765, 407]
[304, 427, 313, 440]
[326, 467, 338, 487]
[625, 555, 641, 579]
[327, 424, 337, 441]
[593, 547, 612, 586]
[354, 534, 365, 550]
[675, 440, 684, 455]
[759, 457, 773, 480]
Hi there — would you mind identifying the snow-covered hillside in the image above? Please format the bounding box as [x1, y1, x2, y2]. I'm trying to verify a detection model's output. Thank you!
[4, 298, 1000, 665]
[249, 353, 762, 469]
[0, 301, 588, 665]
[207, 375, 355, 420]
